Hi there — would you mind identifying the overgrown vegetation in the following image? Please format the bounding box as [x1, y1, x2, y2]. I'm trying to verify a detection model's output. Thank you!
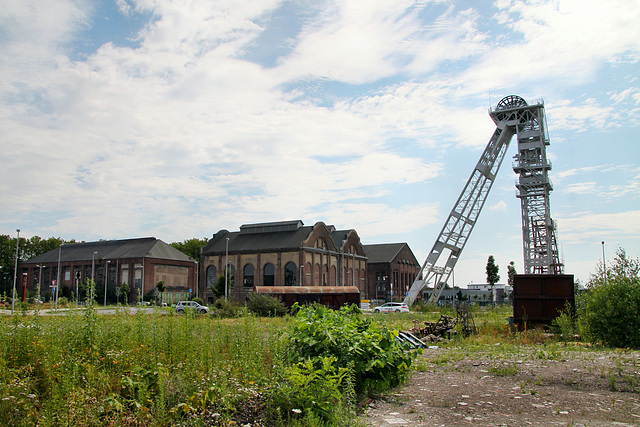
[0, 302, 419, 426]
[247, 293, 287, 317]
[287, 304, 418, 395]
[1, 248, 637, 425]
[578, 248, 640, 348]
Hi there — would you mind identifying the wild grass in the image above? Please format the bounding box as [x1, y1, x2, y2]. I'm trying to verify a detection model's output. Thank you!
[0, 308, 289, 426]
[2, 301, 638, 425]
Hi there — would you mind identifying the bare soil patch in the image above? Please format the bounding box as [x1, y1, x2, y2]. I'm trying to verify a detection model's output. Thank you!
[361, 344, 640, 426]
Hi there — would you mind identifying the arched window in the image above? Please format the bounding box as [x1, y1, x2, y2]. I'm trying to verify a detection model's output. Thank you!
[313, 263, 320, 285]
[284, 262, 297, 286]
[263, 263, 275, 286]
[315, 238, 326, 249]
[323, 264, 329, 286]
[304, 262, 312, 286]
[206, 265, 217, 289]
[243, 264, 254, 287]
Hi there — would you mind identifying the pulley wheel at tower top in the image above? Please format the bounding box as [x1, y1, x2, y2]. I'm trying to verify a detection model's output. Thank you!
[496, 95, 527, 110]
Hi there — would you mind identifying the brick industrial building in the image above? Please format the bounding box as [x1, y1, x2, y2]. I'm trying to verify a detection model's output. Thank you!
[19, 238, 197, 304]
[200, 220, 368, 304]
[363, 243, 421, 303]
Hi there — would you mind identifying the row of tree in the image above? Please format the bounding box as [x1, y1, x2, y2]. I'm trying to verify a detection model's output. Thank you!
[0, 235, 77, 296]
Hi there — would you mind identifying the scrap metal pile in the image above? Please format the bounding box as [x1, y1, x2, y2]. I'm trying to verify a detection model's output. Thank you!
[397, 316, 458, 348]
[411, 315, 458, 342]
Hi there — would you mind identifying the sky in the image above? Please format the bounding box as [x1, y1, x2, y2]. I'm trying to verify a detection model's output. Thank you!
[1, 0, 639, 287]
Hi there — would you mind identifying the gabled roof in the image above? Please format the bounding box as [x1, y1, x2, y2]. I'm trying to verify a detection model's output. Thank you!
[202, 224, 315, 254]
[330, 229, 353, 248]
[202, 221, 369, 256]
[363, 243, 408, 263]
[22, 237, 195, 264]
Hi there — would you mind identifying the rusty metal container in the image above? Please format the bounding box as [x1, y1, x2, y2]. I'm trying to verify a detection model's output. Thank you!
[512, 274, 574, 329]
[254, 286, 361, 309]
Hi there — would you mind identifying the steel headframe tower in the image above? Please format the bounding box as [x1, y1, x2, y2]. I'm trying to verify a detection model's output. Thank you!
[506, 96, 563, 275]
[404, 95, 563, 306]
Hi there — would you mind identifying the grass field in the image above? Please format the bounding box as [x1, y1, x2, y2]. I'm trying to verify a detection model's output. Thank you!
[1, 303, 630, 426]
[0, 306, 290, 426]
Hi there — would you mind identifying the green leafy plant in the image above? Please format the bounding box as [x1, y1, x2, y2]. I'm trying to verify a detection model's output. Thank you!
[287, 304, 418, 396]
[551, 302, 579, 341]
[271, 356, 353, 424]
[580, 248, 640, 348]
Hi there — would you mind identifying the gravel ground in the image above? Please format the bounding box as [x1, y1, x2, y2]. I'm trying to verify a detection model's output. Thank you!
[361, 344, 640, 426]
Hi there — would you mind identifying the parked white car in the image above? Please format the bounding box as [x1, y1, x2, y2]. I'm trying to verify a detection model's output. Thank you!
[174, 301, 209, 314]
[373, 302, 410, 313]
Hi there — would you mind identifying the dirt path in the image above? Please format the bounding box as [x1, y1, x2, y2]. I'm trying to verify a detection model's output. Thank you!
[362, 345, 640, 426]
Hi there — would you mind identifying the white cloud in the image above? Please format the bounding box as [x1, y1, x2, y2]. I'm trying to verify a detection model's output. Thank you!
[610, 87, 640, 105]
[317, 202, 441, 239]
[458, 0, 640, 95]
[566, 182, 597, 194]
[546, 99, 618, 132]
[273, 0, 427, 84]
[489, 200, 508, 211]
[1, 0, 639, 292]
[557, 210, 640, 244]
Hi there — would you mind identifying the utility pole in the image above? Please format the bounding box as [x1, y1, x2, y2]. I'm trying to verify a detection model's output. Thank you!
[11, 229, 20, 315]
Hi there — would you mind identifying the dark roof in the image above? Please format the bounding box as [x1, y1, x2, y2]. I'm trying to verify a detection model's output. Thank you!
[363, 243, 408, 263]
[202, 225, 315, 254]
[330, 229, 352, 248]
[22, 238, 195, 264]
[239, 220, 304, 234]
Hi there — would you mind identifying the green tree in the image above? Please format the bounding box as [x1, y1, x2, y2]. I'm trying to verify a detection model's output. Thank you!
[0, 234, 74, 296]
[170, 238, 208, 261]
[486, 255, 500, 308]
[580, 248, 640, 348]
[212, 267, 233, 298]
[120, 282, 131, 305]
[507, 261, 517, 287]
[156, 280, 166, 305]
[0, 234, 17, 296]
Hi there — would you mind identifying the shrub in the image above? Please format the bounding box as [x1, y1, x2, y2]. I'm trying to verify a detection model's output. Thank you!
[551, 302, 579, 341]
[287, 304, 418, 396]
[270, 356, 353, 424]
[580, 248, 640, 348]
[212, 299, 244, 318]
[247, 293, 287, 317]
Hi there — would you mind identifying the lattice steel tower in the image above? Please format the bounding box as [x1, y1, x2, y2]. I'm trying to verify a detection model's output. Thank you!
[503, 96, 563, 275]
[404, 95, 563, 306]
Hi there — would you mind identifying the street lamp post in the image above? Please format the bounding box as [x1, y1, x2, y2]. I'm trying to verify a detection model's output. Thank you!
[341, 240, 345, 286]
[224, 238, 229, 300]
[601, 241, 606, 284]
[91, 251, 98, 304]
[195, 261, 199, 299]
[56, 244, 62, 311]
[37, 264, 44, 304]
[11, 229, 20, 315]
[104, 260, 111, 306]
